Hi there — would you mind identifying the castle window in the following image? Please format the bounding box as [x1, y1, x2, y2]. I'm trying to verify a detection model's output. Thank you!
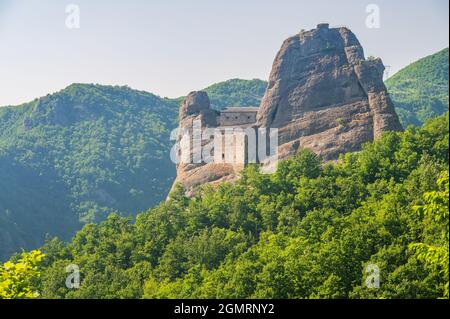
[222, 154, 225, 160]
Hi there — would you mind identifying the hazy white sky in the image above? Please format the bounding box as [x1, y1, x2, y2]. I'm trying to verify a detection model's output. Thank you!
[0, 0, 448, 106]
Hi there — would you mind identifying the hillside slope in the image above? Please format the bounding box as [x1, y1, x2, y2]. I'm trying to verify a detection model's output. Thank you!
[0, 80, 267, 260]
[203, 78, 267, 109]
[22, 114, 450, 299]
[0, 84, 179, 260]
[386, 48, 449, 126]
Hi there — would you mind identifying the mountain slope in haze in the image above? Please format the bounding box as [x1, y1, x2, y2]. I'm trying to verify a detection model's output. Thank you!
[385, 48, 449, 127]
[0, 84, 179, 260]
[0, 80, 267, 260]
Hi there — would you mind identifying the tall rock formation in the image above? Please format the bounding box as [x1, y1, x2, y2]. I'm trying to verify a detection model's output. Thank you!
[172, 91, 244, 196]
[257, 23, 402, 161]
[172, 24, 403, 195]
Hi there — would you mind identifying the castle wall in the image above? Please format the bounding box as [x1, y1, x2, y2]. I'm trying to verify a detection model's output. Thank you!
[218, 111, 257, 126]
[214, 128, 249, 165]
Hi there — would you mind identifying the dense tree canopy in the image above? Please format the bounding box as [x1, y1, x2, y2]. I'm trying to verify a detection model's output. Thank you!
[0, 50, 448, 299]
[0, 84, 179, 260]
[9, 114, 447, 299]
[0, 250, 45, 299]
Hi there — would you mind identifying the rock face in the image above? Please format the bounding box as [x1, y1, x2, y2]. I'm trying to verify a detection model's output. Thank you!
[257, 23, 402, 161]
[172, 91, 244, 196]
[172, 24, 403, 195]
[178, 91, 218, 129]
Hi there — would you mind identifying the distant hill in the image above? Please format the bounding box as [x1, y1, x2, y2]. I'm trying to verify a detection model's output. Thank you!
[203, 78, 267, 109]
[0, 80, 266, 260]
[385, 48, 449, 126]
[0, 84, 180, 259]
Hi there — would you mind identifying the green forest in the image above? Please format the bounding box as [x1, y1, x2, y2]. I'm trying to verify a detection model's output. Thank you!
[386, 48, 449, 127]
[1, 114, 448, 299]
[0, 49, 448, 262]
[0, 48, 449, 299]
[0, 84, 179, 260]
[0, 79, 266, 260]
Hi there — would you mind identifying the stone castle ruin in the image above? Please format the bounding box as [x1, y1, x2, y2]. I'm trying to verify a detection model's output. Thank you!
[171, 24, 402, 196]
[215, 107, 258, 165]
[218, 107, 259, 126]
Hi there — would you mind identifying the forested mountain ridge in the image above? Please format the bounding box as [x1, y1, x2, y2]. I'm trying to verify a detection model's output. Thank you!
[385, 48, 449, 127]
[203, 78, 267, 109]
[0, 83, 180, 260]
[0, 47, 448, 262]
[169, 79, 268, 110]
[0, 79, 267, 260]
[3, 114, 447, 299]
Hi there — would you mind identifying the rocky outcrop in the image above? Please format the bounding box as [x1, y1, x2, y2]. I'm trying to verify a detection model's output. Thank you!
[172, 24, 403, 195]
[178, 91, 218, 129]
[172, 91, 243, 196]
[257, 23, 402, 161]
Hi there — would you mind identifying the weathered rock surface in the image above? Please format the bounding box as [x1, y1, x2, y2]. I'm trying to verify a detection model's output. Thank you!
[172, 91, 243, 196]
[172, 24, 403, 195]
[257, 23, 402, 161]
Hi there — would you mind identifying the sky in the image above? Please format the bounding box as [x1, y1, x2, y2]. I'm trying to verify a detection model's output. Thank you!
[0, 0, 448, 106]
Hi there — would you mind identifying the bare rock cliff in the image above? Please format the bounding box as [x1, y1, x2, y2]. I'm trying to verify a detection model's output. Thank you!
[257, 23, 402, 161]
[172, 91, 242, 196]
[172, 24, 403, 195]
